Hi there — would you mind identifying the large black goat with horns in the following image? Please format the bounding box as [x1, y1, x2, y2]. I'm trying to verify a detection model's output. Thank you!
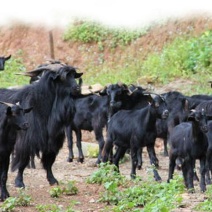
[0, 63, 83, 189]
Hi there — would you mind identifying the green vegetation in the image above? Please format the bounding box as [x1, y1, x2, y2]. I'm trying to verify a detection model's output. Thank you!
[63, 19, 147, 47]
[36, 202, 79, 212]
[0, 188, 32, 212]
[87, 145, 99, 158]
[1, 22, 211, 96]
[87, 163, 185, 211]
[63, 20, 212, 95]
[86, 162, 125, 185]
[49, 181, 78, 198]
[140, 30, 212, 94]
[0, 51, 28, 88]
[194, 185, 212, 211]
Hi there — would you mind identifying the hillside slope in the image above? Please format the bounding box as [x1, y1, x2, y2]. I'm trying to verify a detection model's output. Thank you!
[0, 16, 211, 69]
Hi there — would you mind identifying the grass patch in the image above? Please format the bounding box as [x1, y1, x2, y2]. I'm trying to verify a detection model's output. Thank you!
[0, 52, 29, 88]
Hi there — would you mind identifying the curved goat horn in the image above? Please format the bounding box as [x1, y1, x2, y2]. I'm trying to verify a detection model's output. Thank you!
[19, 63, 66, 77]
[0, 101, 14, 107]
[15, 72, 34, 77]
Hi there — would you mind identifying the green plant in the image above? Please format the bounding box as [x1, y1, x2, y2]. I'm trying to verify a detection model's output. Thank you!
[87, 145, 99, 158]
[36, 201, 80, 212]
[61, 181, 78, 196]
[63, 19, 146, 47]
[36, 204, 63, 212]
[93, 169, 184, 211]
[194, 185, 212, 211]
[86, 162, 125, 185]
[49, 181, 78, 198]
[140, 30, 212, 86]
[49, 187, 63, 198]
[0, 197, 17, 212]
[100, 181, 122, 205]
[15, 188, 32, 206]
[0, 188, 32, 211]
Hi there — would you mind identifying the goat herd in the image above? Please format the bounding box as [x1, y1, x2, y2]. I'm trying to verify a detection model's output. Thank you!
[0, 55, 212, 202]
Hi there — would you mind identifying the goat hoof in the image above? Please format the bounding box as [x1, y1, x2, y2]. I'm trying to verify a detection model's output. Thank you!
[188, 188, 195, 193]
[77, 158, 84, 163]
[15, 181, 25, 188]
[155, 176, 162, 182]
[67, 158, 73, 163]
[137, 165, 142, 170]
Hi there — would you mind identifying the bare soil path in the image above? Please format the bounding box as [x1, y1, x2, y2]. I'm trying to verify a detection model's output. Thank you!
[1, 137, 206, 212]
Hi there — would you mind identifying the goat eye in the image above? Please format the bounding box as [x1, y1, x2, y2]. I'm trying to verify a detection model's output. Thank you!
[155, 103, 159, 107]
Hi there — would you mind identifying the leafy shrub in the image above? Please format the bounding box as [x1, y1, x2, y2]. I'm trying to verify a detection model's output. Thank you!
[140, 30, 212, 84]
[49, 181, 78, 198]
[63, 20, 107, 43]
[86, 163, 125, 185]
[63, 19, 147, 47]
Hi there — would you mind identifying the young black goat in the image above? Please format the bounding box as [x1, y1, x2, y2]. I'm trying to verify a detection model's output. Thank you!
[66, 83, 130, 164]
[168, 109, 209, 192]
[102, 94, 169, 180]
[0, 102, 32, 201]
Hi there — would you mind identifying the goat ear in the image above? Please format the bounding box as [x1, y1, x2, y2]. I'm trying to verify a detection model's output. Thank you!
[187, 110, 196, 121]
[99, 86, 107, 96]
[182, 98, 189, 111]
[24, 107, 33, 114]
[78, 78, 83, 87]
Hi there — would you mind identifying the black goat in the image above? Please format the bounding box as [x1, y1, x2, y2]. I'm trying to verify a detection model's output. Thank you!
[102, 94, 169, 180]
[0, 102, 32, 201]
[194, 100, 212, 184]
[167, 109, 209, 192]
[66, 83, 130, 164]
[0, 55, 11, 71]
[156, 91, 189, 156]
[0, 63, 83, 188]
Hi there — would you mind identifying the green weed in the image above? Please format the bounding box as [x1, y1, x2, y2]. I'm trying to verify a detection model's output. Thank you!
[49, 181, 78, 198]
[0, 188, 32, 211]
[194, 185, 212, 211]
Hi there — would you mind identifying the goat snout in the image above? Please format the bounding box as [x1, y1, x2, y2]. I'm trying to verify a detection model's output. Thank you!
[110, 101, 121, 108]
[201, 125, 208, 133]
[22, 122, 29, 130]
[162, 110, 169, 119]
[72, 85, 81, 95]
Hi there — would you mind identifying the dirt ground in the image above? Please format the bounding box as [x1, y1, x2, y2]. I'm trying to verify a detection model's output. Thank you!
[0, 16, 211, 211]
[2, 137, 206, 212]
